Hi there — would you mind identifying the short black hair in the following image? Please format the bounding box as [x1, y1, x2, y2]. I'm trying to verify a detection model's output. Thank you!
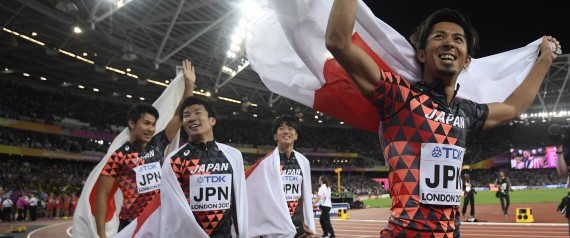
[272, 115, 300, 135]
[410, 8, 479, 57]
[127, 103, 159, 127]
[319, 175, 330, 187]
[179, 96, 216, 120]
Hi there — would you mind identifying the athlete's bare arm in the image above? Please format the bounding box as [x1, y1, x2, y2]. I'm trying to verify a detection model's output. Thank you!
[94, 175, 115, 238]
[484, 36, 559, 130]
[325, 0, 381, 95]
[164, 59, 196, 142]
[556, 145, 568, 176]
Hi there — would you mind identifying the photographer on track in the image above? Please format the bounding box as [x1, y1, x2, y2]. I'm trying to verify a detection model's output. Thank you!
[550, 122, 570, 235]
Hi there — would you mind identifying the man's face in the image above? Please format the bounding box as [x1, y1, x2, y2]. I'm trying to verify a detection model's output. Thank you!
[182, 104, 216, 143]
[274, 122, 298, 146]
[417, 22, 471, 81]
[128, 113, 157, 144]
[499, 172, 505, 178]
[522, 151, 530, 158]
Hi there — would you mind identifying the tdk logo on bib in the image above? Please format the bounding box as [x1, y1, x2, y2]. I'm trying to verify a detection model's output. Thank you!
[138, 163, 158, 172]
[432, 147, 442, 157]
[196, 175, 227, 183]
[431, 146, 463, 160]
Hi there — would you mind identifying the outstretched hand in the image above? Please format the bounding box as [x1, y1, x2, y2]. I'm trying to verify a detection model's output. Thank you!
[539, 35, 561, 61]
[182, 59, 196, 85]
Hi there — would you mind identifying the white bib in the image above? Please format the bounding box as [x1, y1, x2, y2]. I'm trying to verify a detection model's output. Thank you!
[135, 162, 162, 194]
[419, 143, 464, 205]
[282, 175, 302, 201]
[189, 174, 232, 211]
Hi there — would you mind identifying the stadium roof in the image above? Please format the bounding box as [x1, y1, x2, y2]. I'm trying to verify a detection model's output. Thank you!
[1, 0, 569, 126]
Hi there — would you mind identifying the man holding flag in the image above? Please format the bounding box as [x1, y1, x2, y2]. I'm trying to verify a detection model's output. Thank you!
[325, 1, 560, 237]
[73, 59, 196, 238]
[115, 96, 248, 238]
[245, 115, 315, 237]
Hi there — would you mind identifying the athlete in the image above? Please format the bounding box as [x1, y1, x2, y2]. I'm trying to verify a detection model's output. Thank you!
[116, 96, 248, 237]
[246, 115, 315, 237]
[325, 1, 561, 237]
[94, 59, 196, 237]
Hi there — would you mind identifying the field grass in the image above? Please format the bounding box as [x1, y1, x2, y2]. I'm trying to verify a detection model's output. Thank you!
[362, 188, 568, 208]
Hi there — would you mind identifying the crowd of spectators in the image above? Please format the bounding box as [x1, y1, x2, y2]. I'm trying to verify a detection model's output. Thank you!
[0, 127, 109, 154]
[0, 155, 94, 221]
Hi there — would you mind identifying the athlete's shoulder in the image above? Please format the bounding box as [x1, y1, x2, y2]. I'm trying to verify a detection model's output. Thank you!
[216, 142, 240, 153]
[113, 142, 134, 155]
[293, 150, 309, 161]
[167, 142, 190, 158]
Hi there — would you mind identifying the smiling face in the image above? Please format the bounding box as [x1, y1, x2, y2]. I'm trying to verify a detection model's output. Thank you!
[522, 150, 530, 158]
[182, 104, 216, 143]
[417, 21, 471, 83]
[128, 113, 157, 145]
[274, 121, 298, 147]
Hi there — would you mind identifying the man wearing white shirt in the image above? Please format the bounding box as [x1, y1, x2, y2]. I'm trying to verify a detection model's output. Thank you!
[314, 176, 335, 238]
[29, 193, 38, 221]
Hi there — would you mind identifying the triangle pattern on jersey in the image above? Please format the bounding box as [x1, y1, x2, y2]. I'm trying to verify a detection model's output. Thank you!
[395, 157, 409, 170]
[427, 210, 440, 221]
[434, 222, 445, 232]
[403, 171, 417, 183]
[288, 201, 299, 216]
[197, 210, 227, 235]
[402, 112, 417, 128]
[399, 209, 410, 220]
[434, 124, 447, 136]
[411, 204, 424, 218]
[394, 127, 408, 141]
[397, 155, 414, 169]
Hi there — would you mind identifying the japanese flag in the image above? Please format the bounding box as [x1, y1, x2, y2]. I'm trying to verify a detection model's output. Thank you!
[246, 0, 540, 133]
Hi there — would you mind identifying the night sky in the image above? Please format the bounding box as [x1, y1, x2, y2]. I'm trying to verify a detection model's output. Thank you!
[363, 0, 568, 58]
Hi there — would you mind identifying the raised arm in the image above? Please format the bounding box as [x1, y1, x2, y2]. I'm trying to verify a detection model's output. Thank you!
[325, 0, 381, 95]
[164, 59, 196, 142]
[483, 36, 560, 129]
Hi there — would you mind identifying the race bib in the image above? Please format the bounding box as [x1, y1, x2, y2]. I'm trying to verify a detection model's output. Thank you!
[419, 143, 464, 205]
[282, 175, 302, 201]
[189, 174, 232, 211]
[135, 162, 161, 194]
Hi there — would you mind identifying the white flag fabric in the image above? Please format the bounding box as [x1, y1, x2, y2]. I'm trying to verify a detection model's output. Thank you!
[245, 148, 315, 238]
[116, 142, 249, 238]
[246, 0, 540, 133]
[72, 73, 184, 238]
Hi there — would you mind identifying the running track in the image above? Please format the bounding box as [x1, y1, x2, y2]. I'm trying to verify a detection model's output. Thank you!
[3, 218, 567, 238]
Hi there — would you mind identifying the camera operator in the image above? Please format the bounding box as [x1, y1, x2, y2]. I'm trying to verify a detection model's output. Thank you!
[550, 123, 569, 179]
[550, 123, 569, 235]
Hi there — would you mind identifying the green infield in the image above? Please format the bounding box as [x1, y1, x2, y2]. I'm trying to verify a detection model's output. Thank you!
[362, 188, 568, 208]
